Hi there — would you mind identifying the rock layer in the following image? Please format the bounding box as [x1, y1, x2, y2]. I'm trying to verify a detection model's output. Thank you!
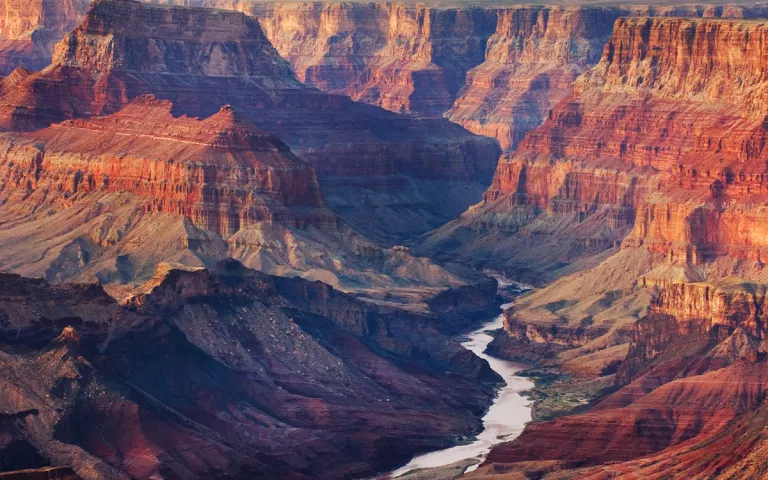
[466, 17, 768, 478]
[447, 6, 623, 151]
[0, 0, 89, 74]
[242, 2, 768, 151]
[0, 102, 471, 289]
[0, 96, 325, 236]
[421, 15, 768, 282]
[474, 274, 768, 478]
[0, 261, 499, 480]
[0, 0, 501, 242]
[258, 2, 497, 116]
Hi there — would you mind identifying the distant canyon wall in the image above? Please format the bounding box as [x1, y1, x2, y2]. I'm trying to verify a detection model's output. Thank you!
[4, 1, 768, 152]
[0, 0, 89, 73]
[209, 1, 768, 151]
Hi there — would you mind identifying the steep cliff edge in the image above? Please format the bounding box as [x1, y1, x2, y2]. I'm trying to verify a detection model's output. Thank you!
[452, 3, 768, 151]
[0, 261, 499, 480]
[258, 2, 497, 117]
[473, 275, 768, 479]
[447, 6, 623, 151]
[245, 2, 768, 152]
[0, 94, 475, 291]
[436, 20, 768, 474]
[0, 0, 501, 287]
[421, 16, 768, 283]
[0, 0, 501, 242]
[0, 0, 89, 74]
[0, 96, 324, 231]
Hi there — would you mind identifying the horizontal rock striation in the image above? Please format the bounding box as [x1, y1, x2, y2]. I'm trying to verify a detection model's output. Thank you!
[448, 6, 624, 151]
[422, 15, 768, 281]
[0, 96, 326, 237]
[0, 94, 473, 288]
[258, 2, 497, 117]
[0, 0, 501, 242]
[475, 274, 768, 478]
[619, 277, 768, 383]
[242, 2, 768, 151]
[0, 0, 89, 74]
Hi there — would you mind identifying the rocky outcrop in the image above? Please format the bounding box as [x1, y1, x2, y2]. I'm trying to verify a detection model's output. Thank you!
[0, 93, 338, 284]
[619, 277, 768, 384]
[651, 279, 768, 339]
[474, 273, 768, 478]
[448, 6, 623, 151]
[474, 361, 768, 478]
[244, 2, 768, 151]
[0, 0, 89, 74]
[0, 0, 501, 242]
[258, 2, 497, 117]
[0, 96, 325, 236]
[420, 15, 768, 281]
[0, 91, 474, 289]
[0, 261, 499, 480]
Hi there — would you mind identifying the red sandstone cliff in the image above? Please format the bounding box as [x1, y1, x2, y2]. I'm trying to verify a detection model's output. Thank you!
[242, 2, 768, 152]
[0, 0, 89, 74]
[0, 94, 472, 289]
[447, 6, 623, 151]
[0, 0, 501, 242]
[421, 15, 768, 283]
[473, 274, 768, 478]
[464, 18, 768, 475]
[0, 96, 325, 236]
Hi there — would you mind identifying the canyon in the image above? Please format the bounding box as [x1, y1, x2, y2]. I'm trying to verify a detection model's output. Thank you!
[234, 1, 768, 153]
[0, 0, 502, 293]
[423, 13, 768, 283]
[455, 12, 768, 480]
[3, 0, 768, 479]
[0, 0, 501, 245]
[0, 260, 500, 480]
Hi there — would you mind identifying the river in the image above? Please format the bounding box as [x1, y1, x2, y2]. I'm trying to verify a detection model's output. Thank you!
[383, 300, 535, 478]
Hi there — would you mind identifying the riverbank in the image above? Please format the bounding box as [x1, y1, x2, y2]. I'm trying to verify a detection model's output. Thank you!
[375, 299, 534, 479]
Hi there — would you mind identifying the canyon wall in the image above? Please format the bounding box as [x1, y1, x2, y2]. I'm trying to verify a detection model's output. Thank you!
[452, 2, 768, 151]
[0, 0, 89, 74]
[0, 0, 501, 244]
[422, 15, 768, 282]
[472, 17, 768, 477]
[0, 261, 499, 479]
[0, 96, 326, 237]
[233, 2, 768, 151]
[447, 6, 623, 151]
[258, 2, 497, 116]
[0, 0, 496, 288]
[474, 273, 768, 478]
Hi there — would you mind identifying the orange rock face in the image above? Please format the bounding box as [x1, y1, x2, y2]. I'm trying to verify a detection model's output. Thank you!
[0, 0, 89, 74]
[424, 16, 768, 281]
[0, 96, 327, 237]
[258, 2, 497, 116]
[476, 276, 768, 478]
[0, 0, 501, 241]
[244, 2, 768, 151]
[448, 6, 624, 151]
[0, 0, 500, 285]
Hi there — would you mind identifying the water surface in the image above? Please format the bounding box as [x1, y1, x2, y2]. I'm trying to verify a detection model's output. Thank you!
[385, 302, 534, 477]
